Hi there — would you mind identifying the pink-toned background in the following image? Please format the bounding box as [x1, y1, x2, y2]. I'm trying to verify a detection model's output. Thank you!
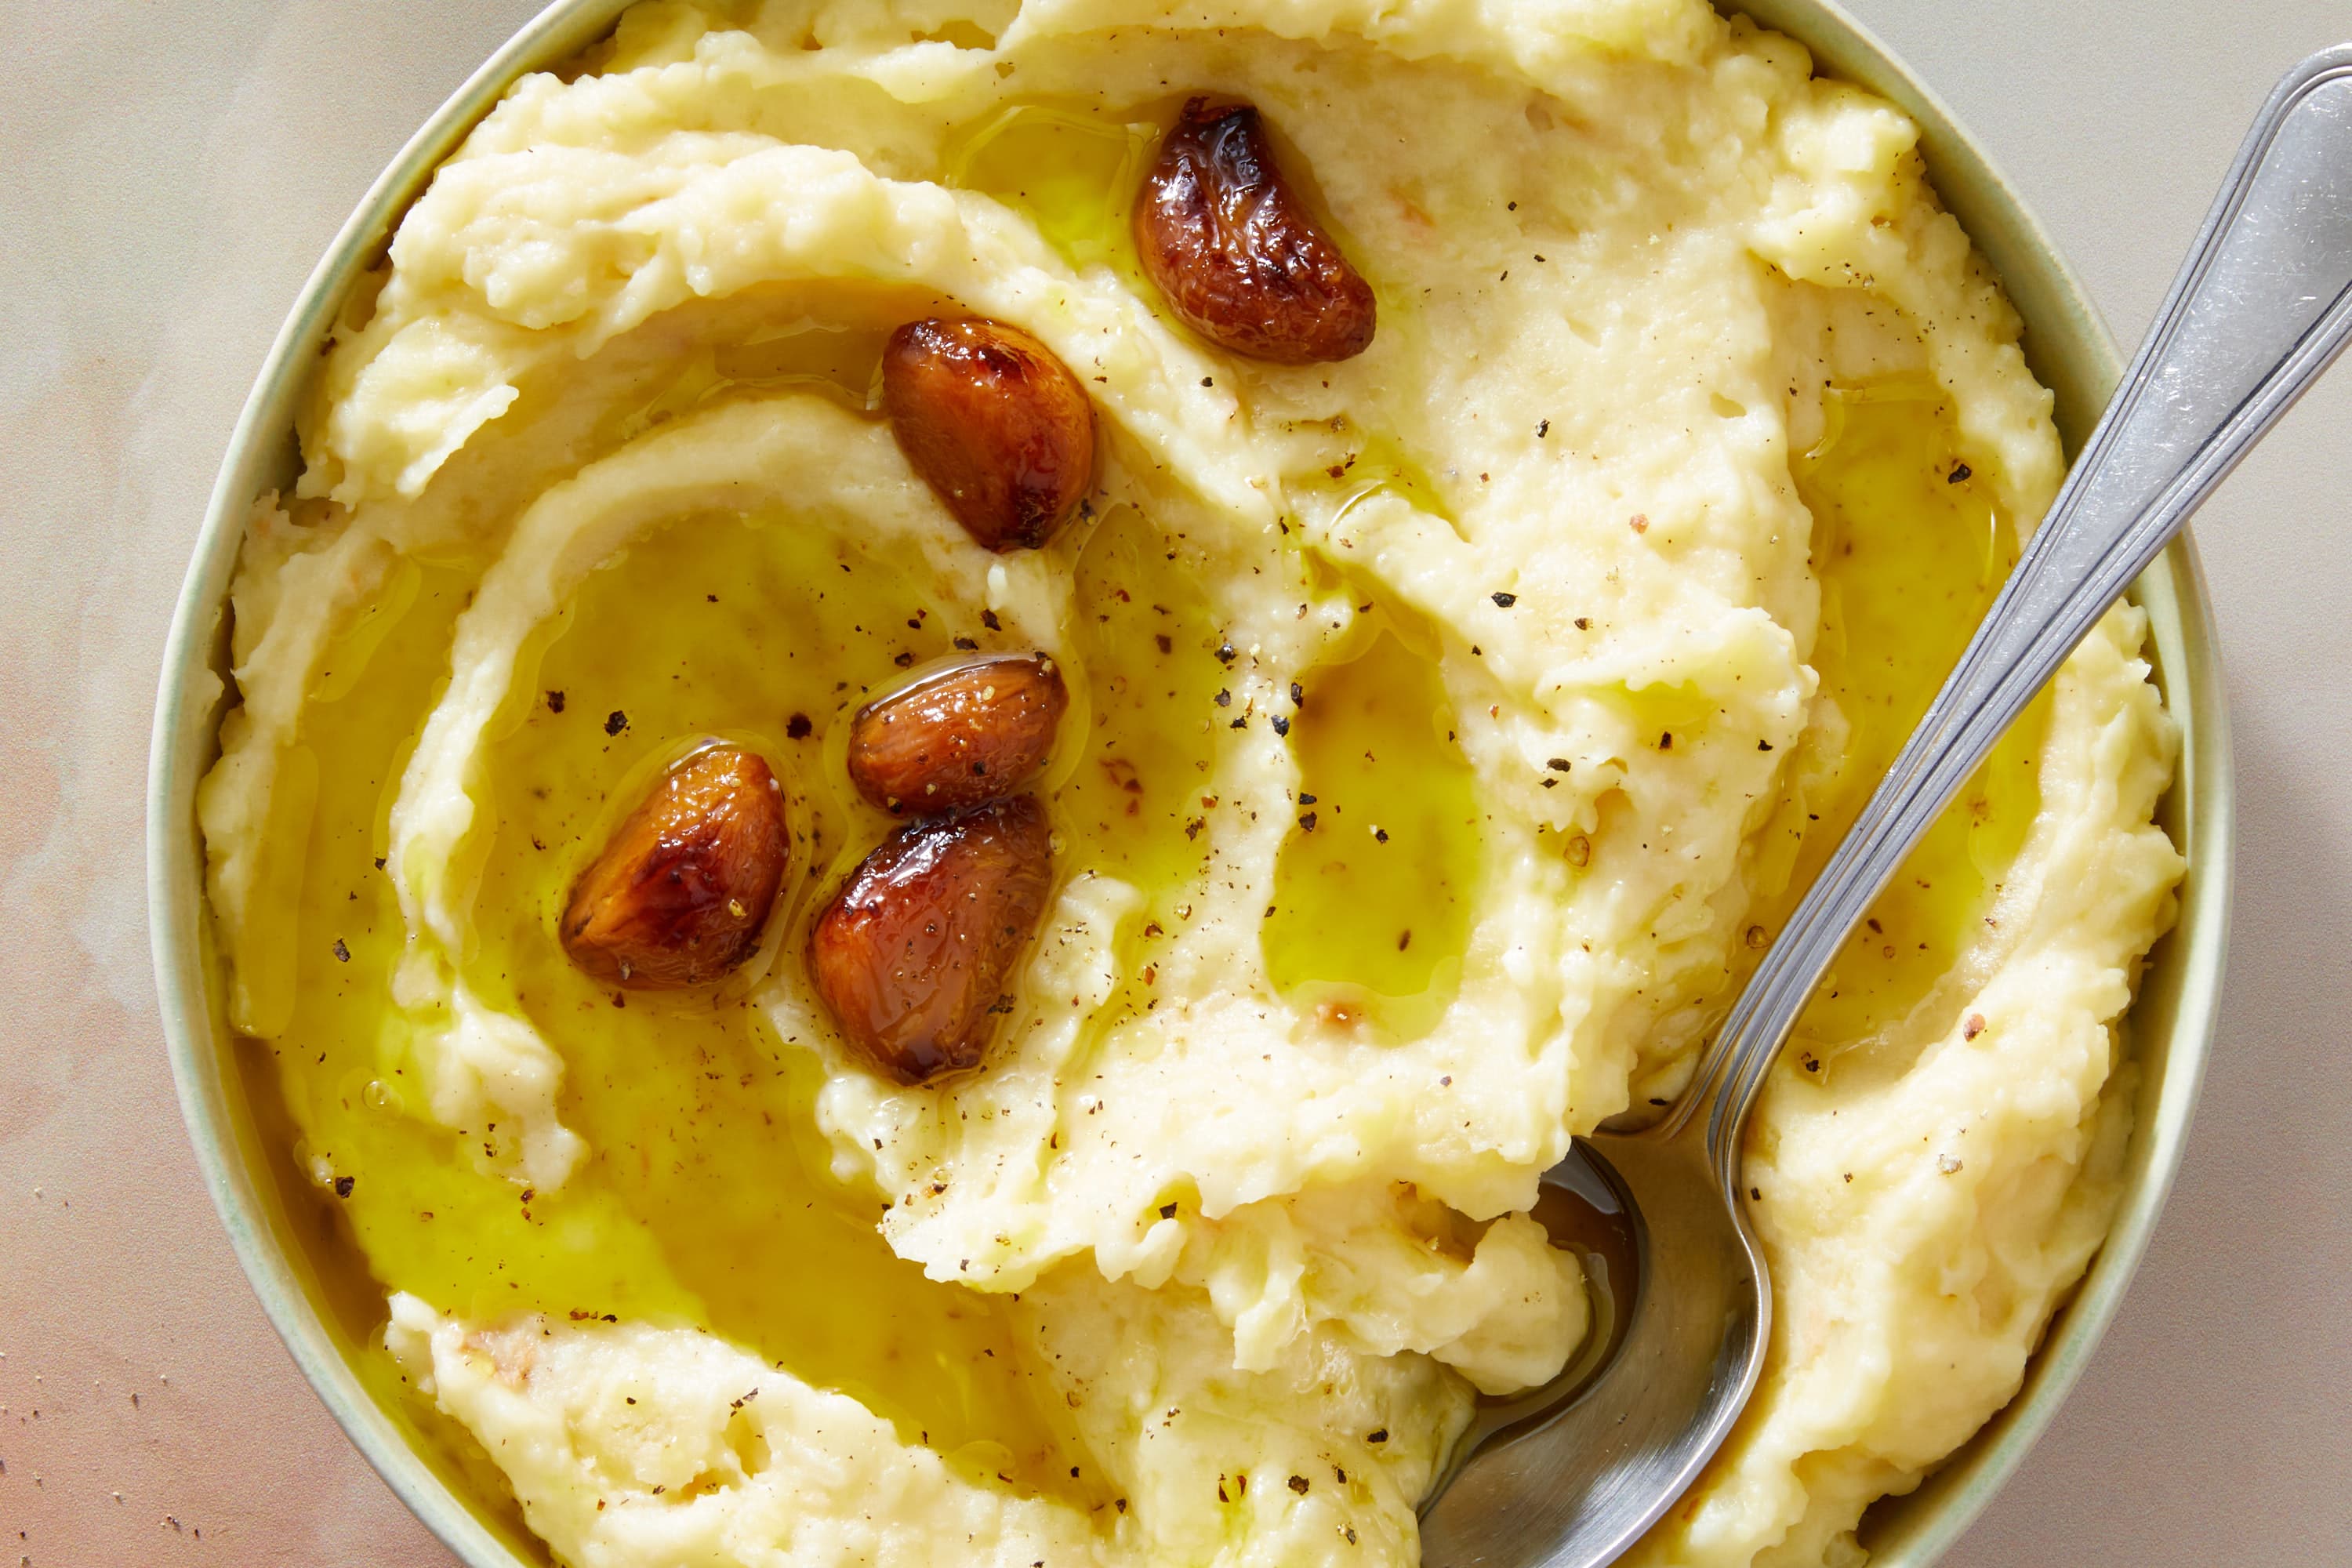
[4, 2, 2347, 1562]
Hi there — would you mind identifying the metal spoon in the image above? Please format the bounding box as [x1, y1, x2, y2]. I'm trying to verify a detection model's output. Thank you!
[1421, 41, 2352, 1567]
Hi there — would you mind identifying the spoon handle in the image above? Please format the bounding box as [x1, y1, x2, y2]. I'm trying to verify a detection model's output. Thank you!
[1680, 42, 2352, 1181]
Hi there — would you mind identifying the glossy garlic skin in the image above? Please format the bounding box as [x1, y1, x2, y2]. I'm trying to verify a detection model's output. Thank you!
[882, 318, 1097, 551]
[559, 746, 788, 989]
[807, 795, 1054, 1083]
[1135, 98, 1377, 365]
[848, 652, 1069, 815]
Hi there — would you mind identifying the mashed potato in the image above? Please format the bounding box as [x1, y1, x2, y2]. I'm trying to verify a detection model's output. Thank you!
[197, 1, 2182, 1564]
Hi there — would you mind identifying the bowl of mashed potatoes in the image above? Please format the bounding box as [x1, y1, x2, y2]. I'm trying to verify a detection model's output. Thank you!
[147, 1, 2230, 1565]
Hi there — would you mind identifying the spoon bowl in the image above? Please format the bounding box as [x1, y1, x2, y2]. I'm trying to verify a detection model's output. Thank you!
[1423, 1131, 1763, 1566]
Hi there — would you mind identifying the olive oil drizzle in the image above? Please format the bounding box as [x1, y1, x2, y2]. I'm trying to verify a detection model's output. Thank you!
[1740, 383, 2045, 1080]
[244, 78, 2053, 1537]
[947, 101, 1161, 281]
[273, 514, 1097, 1504]
[1261, 620, 1483, 1040]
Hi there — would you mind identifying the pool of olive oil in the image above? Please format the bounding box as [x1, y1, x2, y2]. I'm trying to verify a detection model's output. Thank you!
[1757, 383, 2045, 1069]
[1260, 619, 1484, 1039]
[267, 497, 1098, 1510]
[948, 102, 1161, 281]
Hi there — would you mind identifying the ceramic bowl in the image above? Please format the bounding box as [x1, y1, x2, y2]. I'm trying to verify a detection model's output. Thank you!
[146, 2, 2233, 1562]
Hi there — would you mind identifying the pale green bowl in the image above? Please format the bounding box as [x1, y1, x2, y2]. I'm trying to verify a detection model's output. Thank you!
[145, 2, 2233, 1563]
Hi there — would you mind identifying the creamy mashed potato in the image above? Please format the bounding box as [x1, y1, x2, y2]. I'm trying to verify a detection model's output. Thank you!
[196, 0, 2183, 1564]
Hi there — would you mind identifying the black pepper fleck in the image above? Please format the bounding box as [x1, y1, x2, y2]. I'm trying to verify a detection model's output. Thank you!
[604, 710, 628, 736]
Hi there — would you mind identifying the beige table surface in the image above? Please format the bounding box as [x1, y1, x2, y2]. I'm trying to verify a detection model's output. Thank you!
[4, 2, 2349, 1563]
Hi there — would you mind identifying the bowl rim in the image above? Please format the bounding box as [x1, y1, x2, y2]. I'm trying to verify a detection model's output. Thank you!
[144, 2, 2234, 1564]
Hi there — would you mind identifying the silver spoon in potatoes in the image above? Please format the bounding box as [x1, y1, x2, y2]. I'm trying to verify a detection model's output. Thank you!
[1418, 42, 2352, 1567]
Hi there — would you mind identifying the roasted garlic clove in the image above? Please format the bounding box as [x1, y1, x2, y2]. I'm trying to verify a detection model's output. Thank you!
[882, 318, 1096, 552]
[807, 795, 1053, 1083]
[1135, 98, 1377, 365]
[848, 652, 1068, 815]
[559, 746, 789, 989]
